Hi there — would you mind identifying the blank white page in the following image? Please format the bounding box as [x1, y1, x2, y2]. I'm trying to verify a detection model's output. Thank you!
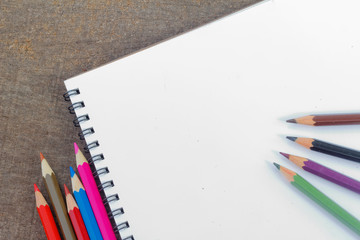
[65, 0, 360, 239]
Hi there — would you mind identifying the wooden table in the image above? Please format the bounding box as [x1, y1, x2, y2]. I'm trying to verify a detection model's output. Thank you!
[0, 0, 260, 238]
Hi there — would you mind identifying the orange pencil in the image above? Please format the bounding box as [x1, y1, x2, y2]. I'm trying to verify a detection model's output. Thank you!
[34, 184, 61, 240]
[64, 184, 90, 240]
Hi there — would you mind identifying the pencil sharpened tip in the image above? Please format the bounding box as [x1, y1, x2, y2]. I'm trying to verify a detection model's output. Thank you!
[69, 166, 75, 177]
[279, 152, 290, 159]
[286, 119, 296, 123]
[74, 142, 79, 154]
[286, 136, 297, 142]
[34, 184, 40, 192]
[64, 184, 70, 195]
[273, 162, 281, 170]
[40, 152, 45, 161]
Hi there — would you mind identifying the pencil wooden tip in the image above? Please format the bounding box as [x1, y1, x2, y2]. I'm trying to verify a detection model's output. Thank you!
[279, 152, 290, 159]
[34, 184, 40, 192]
[286, 119, 296, 123]
[35, 185, 47, 207]
[69, 166, 75, 178]
[273, 162, 280, 170]
[74, 142, 79, 154]
[75, 145, 88, 167]
[64, 184, 70, 196]
[286, 136, 297, 142]
[40, 152, 45, 161]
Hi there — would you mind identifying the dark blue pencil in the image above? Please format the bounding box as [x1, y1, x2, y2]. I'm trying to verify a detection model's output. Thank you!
[70, 166, 103, 240]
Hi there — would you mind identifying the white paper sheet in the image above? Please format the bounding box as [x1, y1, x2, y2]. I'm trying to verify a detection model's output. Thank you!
[65, 0, 360, 239]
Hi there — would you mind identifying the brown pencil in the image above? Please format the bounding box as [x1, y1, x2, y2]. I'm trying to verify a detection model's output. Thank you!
[287, 113, 360, 126]
[41, 153, 76, 240]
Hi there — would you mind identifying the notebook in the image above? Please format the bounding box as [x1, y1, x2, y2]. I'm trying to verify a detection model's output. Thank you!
[64, 0, 360, 239]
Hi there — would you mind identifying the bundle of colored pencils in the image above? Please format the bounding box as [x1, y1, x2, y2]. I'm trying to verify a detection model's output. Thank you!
[274, 112, 360, 236]
[34, 144, 117, 240]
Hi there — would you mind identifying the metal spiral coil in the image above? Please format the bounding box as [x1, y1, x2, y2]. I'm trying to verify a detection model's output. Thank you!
[65, 88, 133, 239]
[103, 194, 119, 204]
[63, 88, 80, 101]
[68, 101, 85, 114]
[98, 180, 114, 191]
[73, 114, 90, 127]
[93, 167, 109, 177]
[88, 154, 105, 164]
[109, 208, 124, 219]
[123, 236, 134, 240]
[115, 222, 130, 232]
[78, 127, 95, 140]
[84, 141, 100, 153]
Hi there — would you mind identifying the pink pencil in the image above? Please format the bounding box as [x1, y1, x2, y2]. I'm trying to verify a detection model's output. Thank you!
[74, 143, 116, 240]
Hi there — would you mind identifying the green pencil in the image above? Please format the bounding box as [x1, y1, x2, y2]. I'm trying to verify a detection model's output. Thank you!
[273, 162, 360, 236]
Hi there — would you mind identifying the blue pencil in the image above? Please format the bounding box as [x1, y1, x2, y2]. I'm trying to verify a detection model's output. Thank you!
[70, 166, 103, 240]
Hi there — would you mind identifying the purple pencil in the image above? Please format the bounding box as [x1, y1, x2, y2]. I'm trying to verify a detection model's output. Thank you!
[279, 152, 360, 194]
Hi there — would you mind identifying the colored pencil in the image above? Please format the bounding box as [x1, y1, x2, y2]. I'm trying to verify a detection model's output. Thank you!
[273, 162, 360, 235]
[70, 166, 103, 240]
[41, 153, 77, 240]
[286, 137, 360, 163]
[64, 184, 90, 240]
[34, 184, 62, 240]
[280, 152, 360, 194]
[287, 113, 360, 126]
[74, 143, 117, 240]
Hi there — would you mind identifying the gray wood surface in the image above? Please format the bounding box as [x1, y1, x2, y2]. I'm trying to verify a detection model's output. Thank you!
[0, 0, 261, 239]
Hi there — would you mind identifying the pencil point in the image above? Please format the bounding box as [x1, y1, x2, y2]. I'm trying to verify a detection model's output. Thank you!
[64, 184, 70, 195]
[34, 184, 40, 192]
[40, 152, 45, 161]
[279, 152, 290, 159]
[75, 145, 88, 167]
[286, 119, 296, 123]
[286, 136, 297, 142]
[74, 142, 79, 154]
[273, 162, 280, 170]
[69, 166, 75, 177]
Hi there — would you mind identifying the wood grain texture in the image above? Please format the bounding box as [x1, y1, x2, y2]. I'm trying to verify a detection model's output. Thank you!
[0, 0, 261, 239]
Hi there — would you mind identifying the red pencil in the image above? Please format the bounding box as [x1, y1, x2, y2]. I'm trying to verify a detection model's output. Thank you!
[64, 184, 90, 240]
[34, 184, 61, 240]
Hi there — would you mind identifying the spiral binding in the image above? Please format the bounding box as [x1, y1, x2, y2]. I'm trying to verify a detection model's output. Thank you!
[63, 88, 80, 101]
[116, 222, 130, 232]
[109, 208, 124, 218]
[103, 194, 119, 204]
[98, 180, 114, 191]
[68, 101, 85, 114]
[78, 127, 95, 140]
[93, 167, 109, 177]
[88, 154, 105, 164]
[64, 88, 132, 240]
[73, 114, 90, 127]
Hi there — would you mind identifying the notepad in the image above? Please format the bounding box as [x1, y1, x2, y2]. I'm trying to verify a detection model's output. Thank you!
[64, 0, 360, 239]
